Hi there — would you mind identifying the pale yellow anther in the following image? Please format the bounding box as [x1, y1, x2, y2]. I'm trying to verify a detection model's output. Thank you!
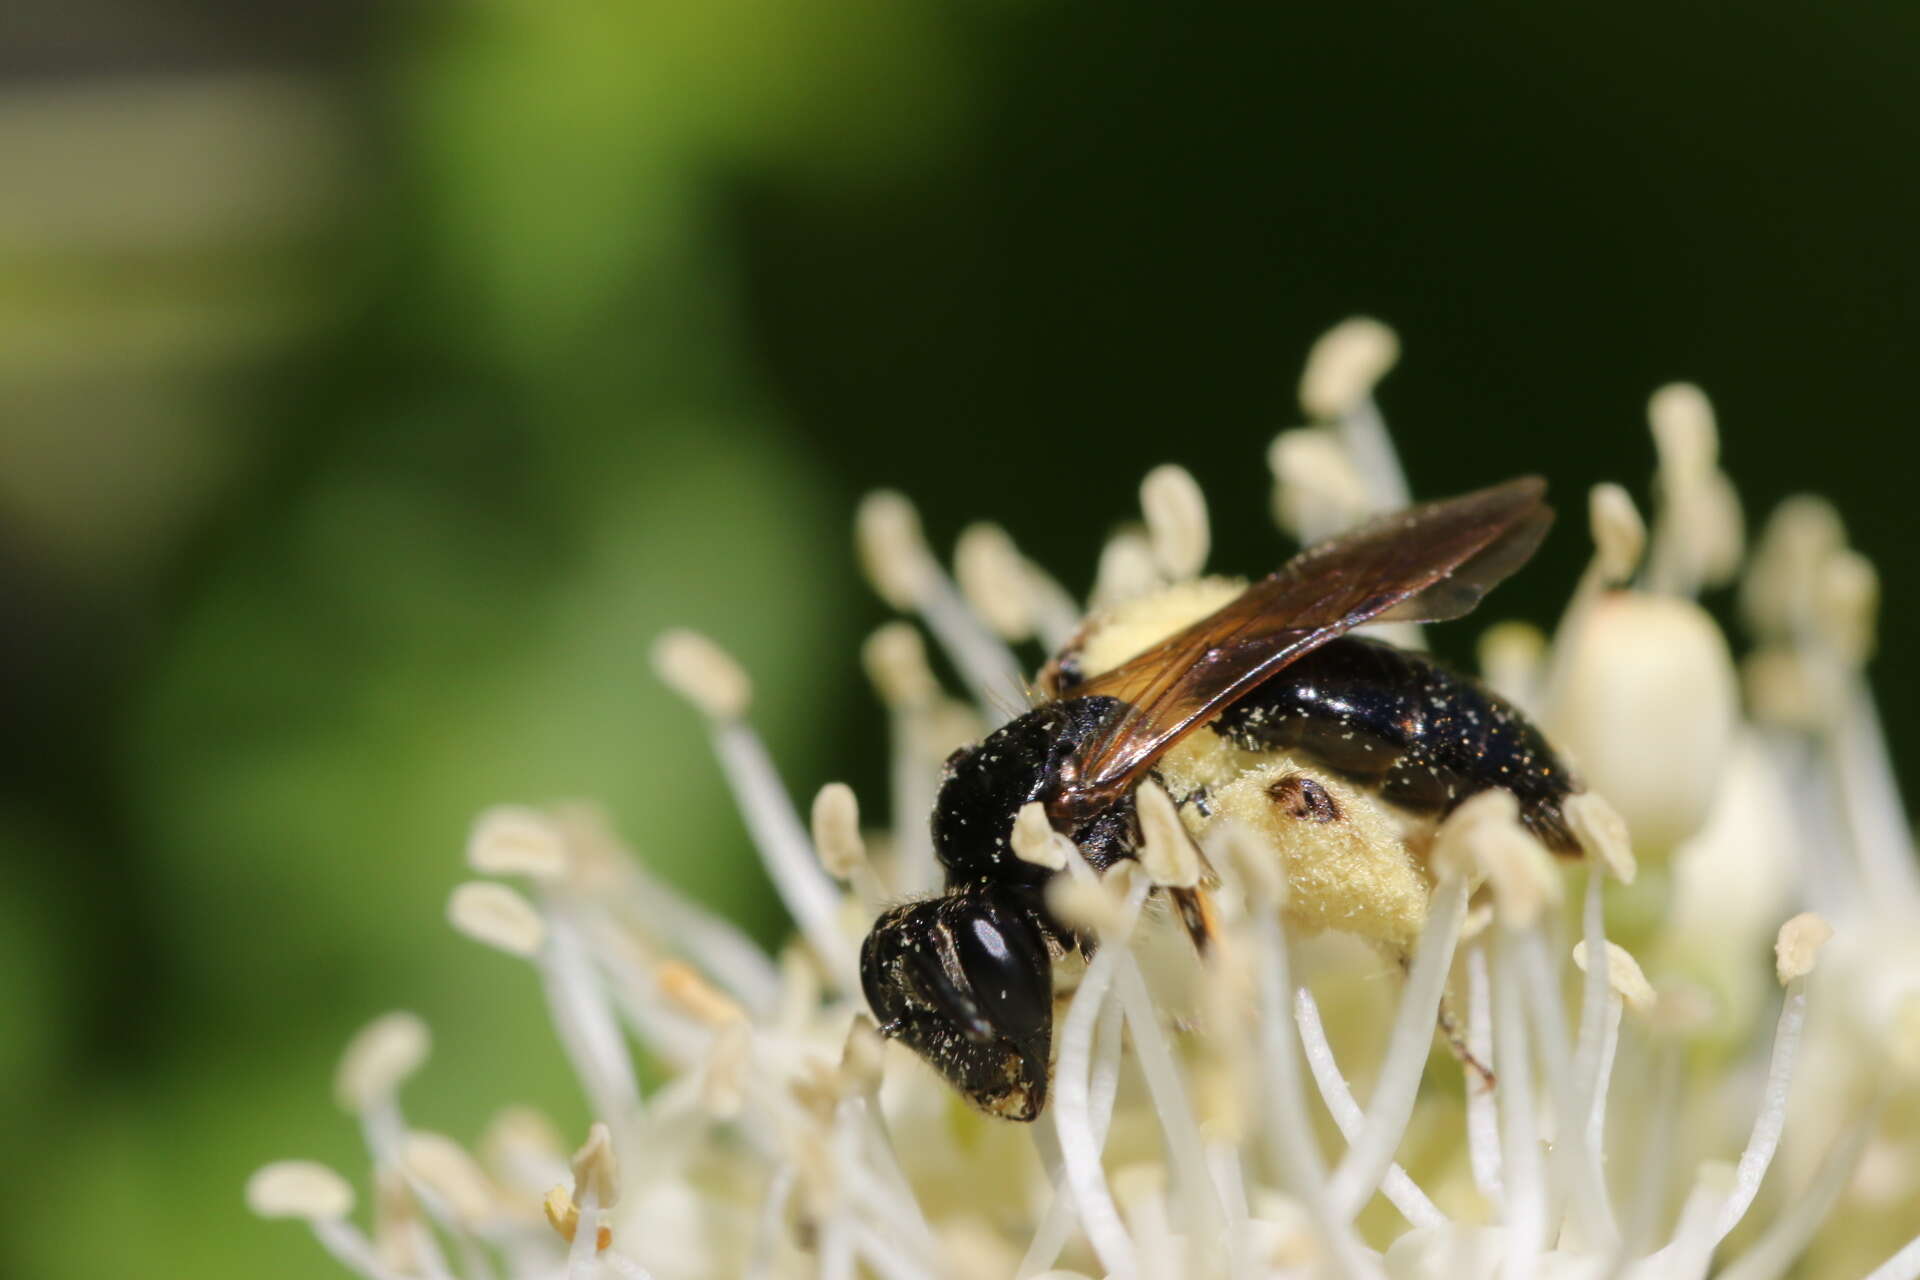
[335, 1011, 430, 1113]
[1564, 792, 1637, 884]
[1645, 382, 1748, 591]
[955, 522, 1036, 641]
[1589, 483, 1647, 585]
[659, 962, 749, 1027]
[1430, 790, 1561, 928]
[1775, 912, 1834, 985]
[840, 1015, 887, 1096]
[1141, 464, 1210, 581]
[544, 1185, 574, 1239]
[651, 629, 751, 720]
[246, 1161, 355, 1221]
[1571, 939, 1657, 1014]
[1742, 495, 1846, 640]
[1136, 779, 1200, 888]
[543, 1186, 612, 1252]
[448, 881, 546, 957]
[466, 805, 569, 879]
[809, 782, 866, 881]
[856, 490, 935, 609]
[1648, 383, 1719, 476]
[1299, 316, 1400, 420]
[1010, 800, 1069, 871]
[401, 1131, 497, 1226]
[1091, 528, 1161, 608]
[570, 1122, 620, 1210]
[1819, 548, 1878, 666]
[862, 622, 939, 710]
[1268, 428, 1370, 542]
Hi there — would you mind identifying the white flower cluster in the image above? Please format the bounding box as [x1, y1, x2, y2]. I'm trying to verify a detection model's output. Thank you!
[251, 320, 1920, 1279]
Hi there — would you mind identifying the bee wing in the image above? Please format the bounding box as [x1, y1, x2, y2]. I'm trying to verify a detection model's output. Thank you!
[1057, 476, 1552, 812]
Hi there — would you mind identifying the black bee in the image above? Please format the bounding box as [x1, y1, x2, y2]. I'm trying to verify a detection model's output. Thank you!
[860, 478, 1579, 1120]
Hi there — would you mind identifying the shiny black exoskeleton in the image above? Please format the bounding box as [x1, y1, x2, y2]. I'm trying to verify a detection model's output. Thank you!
[859, 696, 1132, 1120]
[860, 637, 1579, 1121]
[1208, 636, 1579, 851]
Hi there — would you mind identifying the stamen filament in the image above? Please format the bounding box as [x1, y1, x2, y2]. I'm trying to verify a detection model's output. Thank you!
[1464, 945, 1504, 1207]
[538, 909, 644, 1130]
[1492, 929, 1546, 1279]
[1584, 997, 1622, 1177]
[1661, 1165, 1734, 1277]
[1293, 987, 1446, 1228]
[1336, 397, 1411, 514]
[1717, 1113, 1874, 1280]
[607, 860, 781, 1017]
[1328, 872, 1467, 1222]
[709, 721, 859, 990]
[1863, 1233, 1920, 1280]
[1516, 926, 1613, 1250]
[746, 1163, 796, 1280]
[1253, 913, 1384, 1280]
[1114, 954, 1236, 1275]
[1713, 976, 1810, 1242]
[1055, 940, 1138, 1279]
[311, 1220, 405, 1280]
[1832, 685, 1920, 908]
[915, 567, 1030, 715]
[1624, 1046, 1685, 1253]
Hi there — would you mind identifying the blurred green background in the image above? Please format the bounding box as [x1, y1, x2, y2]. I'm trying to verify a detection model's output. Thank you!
[3, 3, 1916, 1276]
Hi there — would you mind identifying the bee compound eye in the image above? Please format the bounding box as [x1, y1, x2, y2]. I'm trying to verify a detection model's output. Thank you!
[952, 903, 1052, 1043]
[863, 902, 986, 1037]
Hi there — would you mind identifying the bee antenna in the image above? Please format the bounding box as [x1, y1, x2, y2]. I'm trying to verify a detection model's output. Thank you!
[981, 684, 1031, 723]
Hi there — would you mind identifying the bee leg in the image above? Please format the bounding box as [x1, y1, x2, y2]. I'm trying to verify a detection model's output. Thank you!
[1169, 884, 1220, 955]
[1437, 987, 1495, 1090]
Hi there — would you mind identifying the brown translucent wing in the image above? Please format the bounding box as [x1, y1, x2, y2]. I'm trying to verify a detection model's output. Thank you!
[1052, 477, 1552, 818]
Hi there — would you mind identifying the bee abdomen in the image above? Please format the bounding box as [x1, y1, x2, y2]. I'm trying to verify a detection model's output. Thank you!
[1211, 636, 1581, 853]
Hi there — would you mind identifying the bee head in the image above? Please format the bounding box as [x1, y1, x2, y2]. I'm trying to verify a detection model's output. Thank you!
[859, 884, 1054, 1121]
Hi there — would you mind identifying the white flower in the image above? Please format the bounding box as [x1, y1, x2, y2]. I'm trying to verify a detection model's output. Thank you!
[252, 322, 1920, 1280]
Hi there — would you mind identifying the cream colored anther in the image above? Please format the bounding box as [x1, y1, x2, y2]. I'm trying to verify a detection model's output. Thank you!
[1299, 317, 1400, 420]
[1011, 800, 1070, 871]
[856, 490, 936, 609]
[246, 1161, 355, 1221]
[448, 881, 546, 957]
[1136, 779, 1201, 888]
[1775, 913, 1833, 985]
[809, 783, 865, 881]
[956, 522, 1036, 641]
[335, 1011, 430, 1113]
[1141, 464, 1210, 581]
[1572, 939, 1656, 1014]
[651, 629, 752, 720]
